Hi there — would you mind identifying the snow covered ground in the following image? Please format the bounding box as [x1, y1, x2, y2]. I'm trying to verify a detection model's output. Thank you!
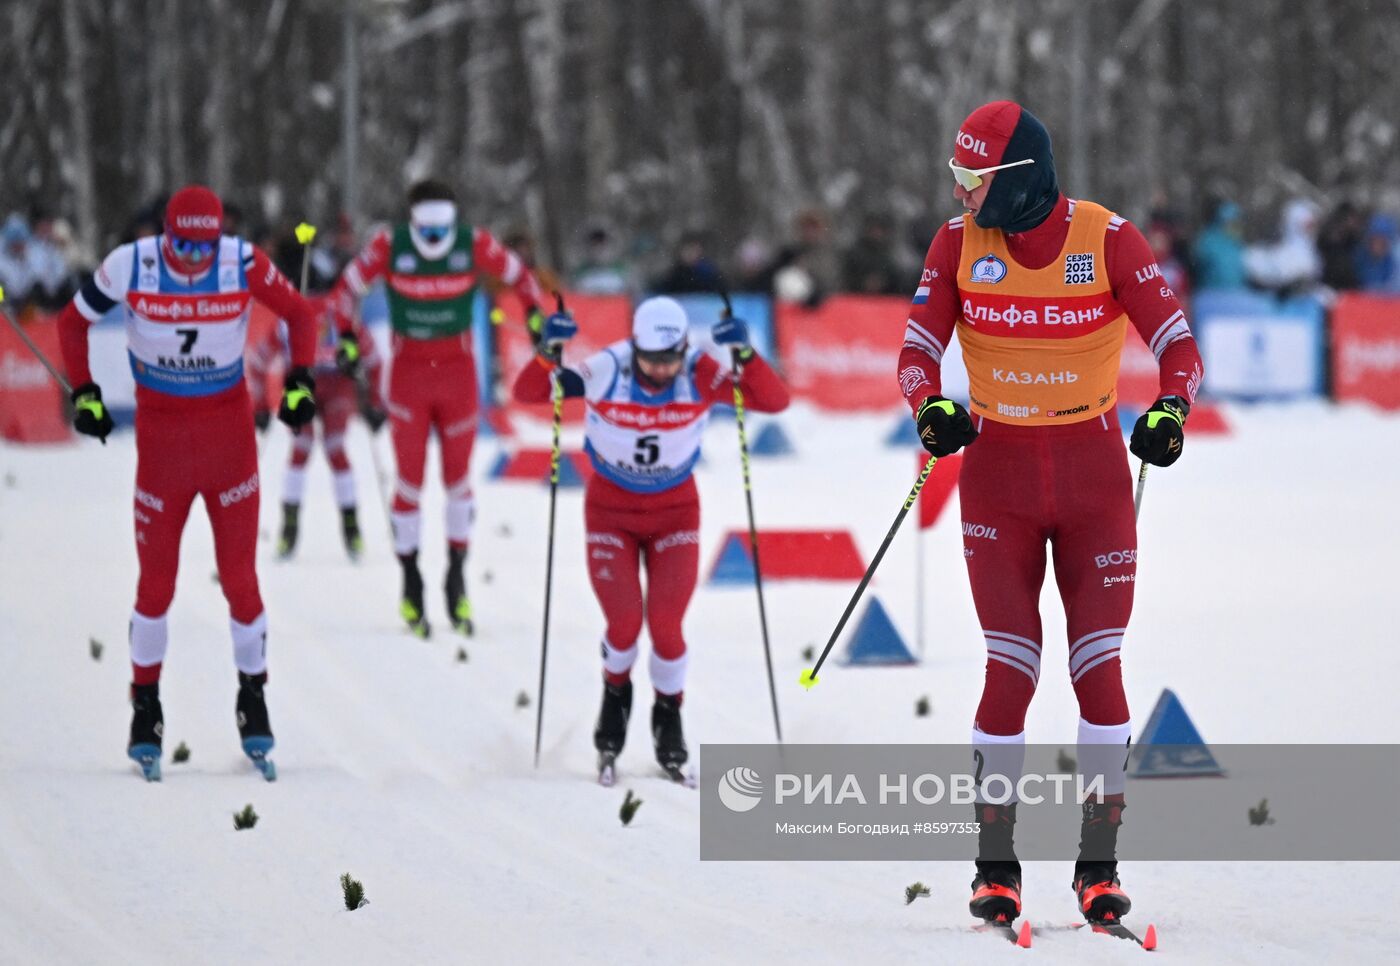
[1, 400, 1398, 964]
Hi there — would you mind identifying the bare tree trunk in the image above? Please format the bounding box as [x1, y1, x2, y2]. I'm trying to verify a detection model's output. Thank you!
[204, 0, 233, 193]
[59, 0, 97, 258]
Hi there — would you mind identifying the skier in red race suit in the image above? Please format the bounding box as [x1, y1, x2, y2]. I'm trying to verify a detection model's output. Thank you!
[513, 297, 790, 780]
[247, 293, 385, 561]
[896, 102, 1204, 924]
[55, 184, 321, 781]
[329, 180, 544, 638]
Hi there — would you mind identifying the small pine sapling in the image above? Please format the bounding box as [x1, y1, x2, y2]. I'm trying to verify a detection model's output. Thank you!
[914, 696, 931, 717]
[233, 804, 258, 830]
[172, 742, 190, 763]
[89, 638, 103, 661]
[1248, 798, 1275, 826]
[341, 873, 368, 910]
[1056, 748, 1076, 773]
[619, 789, 643, 826]
[905, 882, 931, 905]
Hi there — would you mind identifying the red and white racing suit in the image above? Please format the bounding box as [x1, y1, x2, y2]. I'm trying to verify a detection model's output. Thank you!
[57, 236, 316, 684]
[513, 342, 790, 698]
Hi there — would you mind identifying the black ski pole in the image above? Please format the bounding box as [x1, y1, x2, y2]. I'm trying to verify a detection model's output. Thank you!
[0, 289, 97, 443]
[800, 454, 939, 689]
[0, 292, 74, 394]
[533, 292, 568, 767]
[294, 222, 317, 294]
[1132, 461, 1149, 520]
[720, 291, 782, 742]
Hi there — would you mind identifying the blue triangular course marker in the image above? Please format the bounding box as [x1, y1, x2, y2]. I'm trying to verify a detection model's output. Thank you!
[707, 533, 753, 585]
[552, 455, 585, 488]
[1129, 688, 1226, 778]
[488, 450, 511, 479]
[841, 597, 917, 666]
[750, 421, 795, 456]
[884, 414, 921, 448]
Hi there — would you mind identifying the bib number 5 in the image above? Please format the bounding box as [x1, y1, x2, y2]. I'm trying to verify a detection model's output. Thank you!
[634, 434, 659, 466]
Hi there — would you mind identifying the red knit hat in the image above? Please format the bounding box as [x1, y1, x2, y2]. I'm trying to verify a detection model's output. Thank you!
[165, 185, 224, 241]
[953, 101, 1023, 168]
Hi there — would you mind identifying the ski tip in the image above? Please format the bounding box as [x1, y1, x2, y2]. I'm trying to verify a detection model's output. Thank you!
[129, 745, 162, 782]
[1015, 920, 1033, 948]
[1143, 923, 1157, 951]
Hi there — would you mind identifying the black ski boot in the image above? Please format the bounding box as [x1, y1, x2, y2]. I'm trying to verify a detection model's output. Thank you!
[594, 680, 633, 757]
[398, 551, 430, 639]
[341, 506, 363, 561]
[651, 693, 689, 780]
[969, 803, 1022, 922]
[1073, 799, 1131, 921]
[276, 502, 300, 559]
[445, 545, 473, 636]
[128, 683, 164, 781]
[237, 671, 276, 781]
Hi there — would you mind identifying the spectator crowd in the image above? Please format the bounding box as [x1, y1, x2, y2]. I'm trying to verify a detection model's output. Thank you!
[7, 189, 1400, 321]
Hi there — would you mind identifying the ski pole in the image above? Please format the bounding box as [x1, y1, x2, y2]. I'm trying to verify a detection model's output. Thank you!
[0, 290, 73, 394]
[1132, 460, 1149, 520]
[350, 365, 395, 543]
[800, 454, 939, 689]
[720, 290, 782, 743]
[533, 291, 568, 768]
[294, 222, 317, 294]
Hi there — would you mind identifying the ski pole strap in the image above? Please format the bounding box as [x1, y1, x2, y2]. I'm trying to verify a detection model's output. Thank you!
[548, 376, 564, 485]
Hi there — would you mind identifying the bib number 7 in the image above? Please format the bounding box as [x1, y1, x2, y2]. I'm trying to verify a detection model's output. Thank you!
[634, 434, 659, 466]
[176, 328, 199, 354]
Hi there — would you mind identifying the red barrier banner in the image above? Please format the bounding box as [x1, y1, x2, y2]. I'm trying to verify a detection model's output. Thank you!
[776, 295, 908, 410]
[0, 315, 72, 443]
[1332, 293, 1400, 410]
[494, 291, 633, 424]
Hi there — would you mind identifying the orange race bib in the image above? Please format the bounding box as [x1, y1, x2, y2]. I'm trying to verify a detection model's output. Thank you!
[956, 201, 1127, 425]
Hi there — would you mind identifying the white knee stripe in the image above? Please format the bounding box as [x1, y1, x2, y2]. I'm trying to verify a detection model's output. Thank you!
[649, 651, 688, 696]
[391, 509, 421, 555]
[323, 433, 347, 454]
[282, 465, 308, 505]
[602, 637, 638, 676]
[332, 470, 356, 509]
[971, 726, 1027, 803]
[129, 611, 169, 668]
[231, 612, 268, 675]
[446, 493, 476, 544]
[1077, 717, 1132, 797]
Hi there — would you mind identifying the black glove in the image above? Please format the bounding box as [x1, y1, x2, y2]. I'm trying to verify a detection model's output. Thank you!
[253, 409, 271, 432]
[1129, 396, 1188, 467]
[915, 395, 977, 457]
[360, 403, 388, 434]
[335, 332, 362, 378]
[277, 367, 317, 429]
[71, 382, 114, 442]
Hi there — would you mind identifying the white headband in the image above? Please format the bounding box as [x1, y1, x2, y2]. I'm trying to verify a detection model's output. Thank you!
[410, 200, 457, 225]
